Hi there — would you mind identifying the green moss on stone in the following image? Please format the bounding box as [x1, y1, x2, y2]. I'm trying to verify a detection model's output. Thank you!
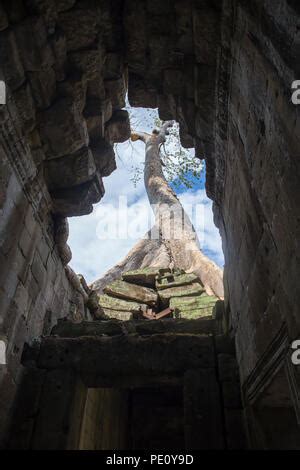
[104, 279, 158, 306]
[156, 272, 200, 290]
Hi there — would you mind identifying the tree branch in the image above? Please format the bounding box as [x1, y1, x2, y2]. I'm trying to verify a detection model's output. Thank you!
[131, 131, 151, 144]
[157, 120, 175, 144]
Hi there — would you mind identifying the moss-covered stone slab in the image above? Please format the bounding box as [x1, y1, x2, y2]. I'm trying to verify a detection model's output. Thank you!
[98, 294, 144, 313]
[156, 272, 200, 290]
[103, 280, 158, 306]
[171, 294, 218, 318]
[158, 282, 205, 304]
[174, 306, 216, 319]
[51, 318, 216, 337]
[122, 267, 170, 287]
[100, 308, 134, 321]
[51, 320, 124, 337]
[170, 294, 218, 310]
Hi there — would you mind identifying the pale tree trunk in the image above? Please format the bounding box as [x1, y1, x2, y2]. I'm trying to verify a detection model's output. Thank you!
[93, 121, 223, 298]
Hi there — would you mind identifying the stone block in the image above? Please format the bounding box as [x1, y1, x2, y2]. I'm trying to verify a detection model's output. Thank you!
[218, 354, 240, 382]
[13, 281, 30, 320]
[51, 174, 105, 217]
[55, 0, 76, 13]
[163, 68, 184, 96]
[122, 267, 167, 287]
[146, 0, 172, 15]
[178, 98, 196, 137]
[159, 283, 206, 304]
[184, 368, 224, 449]
[24, 207, 37, 237]
[98, 294, 145, 314]
[57, 6, 98, 51]
[104, 77, 126, 109]
[83, 96, 105, 139]
[0, 4, 8, 31]
[134, 317, 216, 336]
[0, 199, 28, 255]
[224, 409, 248, 449]
[192, 6, 219, 65]
[49, 26, 67, 81]
[104, 280, 158, 307]
[37, 236, 51, 267]
[36, 334, 215, 380]
[31, 251, 46, 289]
[1, 0, 25, 23]
[13, 82, 36, 132]
[0, 29, 25, 90]
[105, 110, 130, 143]
[156, 272, 200, 290]
[104, 52, 124, 80]
[38, 97, 89, 159]
[27, 67, 57, 109]
[170, 8, 191, 51]
[0, 369, 17, 447]
[8, 368, 46, 449]
[124, 1, 147, 71]
[0, 249, 19, 300]
[57, 72, 87, 112]
[85, 113, 104, 141]
[215, 334, 235, 355]
[68, 48, 104, 82]
[45, 146, 96, 190]
[176, 306, 215, 320]
[14, 16, 54, 71]
[90, 137, 116, 177]
[11, 245, 28, 285]
[157, 94, 177, 121]
[52, 317, 215, 337]
[99, 309, 134, 321]
[52, 319, 124, 338]
[46, 254, 58, 285]
[222, 381, 242, 409]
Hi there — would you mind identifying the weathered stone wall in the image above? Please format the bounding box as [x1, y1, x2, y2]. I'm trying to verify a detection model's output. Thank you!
[215, 0, 300, 383]
[0, 102, 88, 445]
[0, 0, 299, 448]
[0, 0, 130, 217]
[123, 0, 300, 395]
[0, 0, 130, 446]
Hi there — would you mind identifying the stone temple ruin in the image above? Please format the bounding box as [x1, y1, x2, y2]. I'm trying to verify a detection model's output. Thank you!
[95, 268, 219, 321]
[20, 267, 244, 450]
[0, 0, 300, 450]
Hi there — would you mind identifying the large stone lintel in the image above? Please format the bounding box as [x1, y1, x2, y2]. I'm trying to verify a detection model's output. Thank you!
[24, 333, 214, 386]
[50, 318, 216, 338]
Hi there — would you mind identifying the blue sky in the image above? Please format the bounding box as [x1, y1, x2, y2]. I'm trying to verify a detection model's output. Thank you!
[68, 107, 224, 284]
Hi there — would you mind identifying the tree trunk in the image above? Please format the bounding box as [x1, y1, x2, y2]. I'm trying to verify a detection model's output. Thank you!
[93, 121, 223, 298]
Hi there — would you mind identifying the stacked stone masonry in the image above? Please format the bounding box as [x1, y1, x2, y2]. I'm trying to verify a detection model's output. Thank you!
[92, 267, 219, 320]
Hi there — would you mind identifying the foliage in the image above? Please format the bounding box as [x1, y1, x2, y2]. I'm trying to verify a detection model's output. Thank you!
[153, 117, 203, 190]
[115, 107, 203, 189]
